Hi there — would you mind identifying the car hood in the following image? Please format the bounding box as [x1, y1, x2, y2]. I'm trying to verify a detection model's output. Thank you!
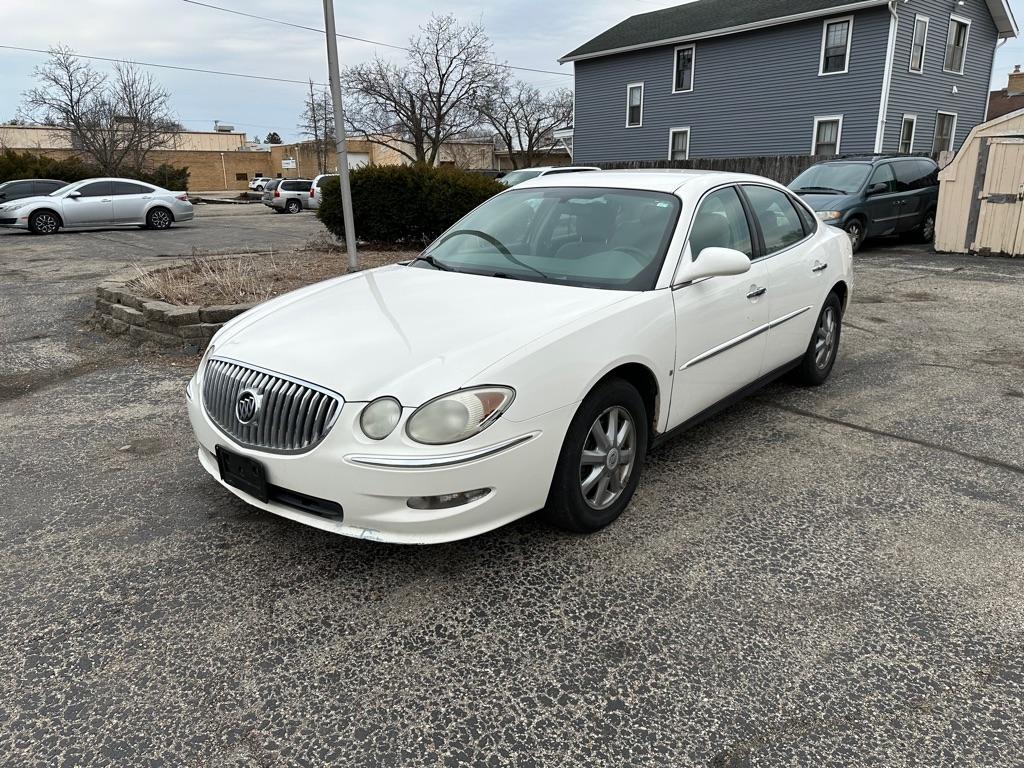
[794, 192, 860, 212]
[0, 195, 56, 209]
[212, 264, 635, 405]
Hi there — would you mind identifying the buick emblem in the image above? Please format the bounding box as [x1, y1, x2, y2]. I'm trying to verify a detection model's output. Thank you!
[235, 389, 263, 425]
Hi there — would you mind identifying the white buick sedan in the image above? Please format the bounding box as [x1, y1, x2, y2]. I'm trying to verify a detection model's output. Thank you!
[186, 171, 853, 544]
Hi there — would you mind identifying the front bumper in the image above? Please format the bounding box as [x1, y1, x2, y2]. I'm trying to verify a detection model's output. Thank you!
[187, 380, 575, 544]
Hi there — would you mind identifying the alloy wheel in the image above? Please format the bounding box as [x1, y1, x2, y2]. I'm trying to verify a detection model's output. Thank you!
[34, 213, 58, 234]
[846, 221, 864, 250]
[151, 210, 171, 229]
[579, 405, 636, 511]
[815, 305, 838, 369]
[922, 214, 935, 242]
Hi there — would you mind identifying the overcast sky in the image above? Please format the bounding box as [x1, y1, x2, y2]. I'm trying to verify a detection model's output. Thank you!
[2, 0, 1022, 143]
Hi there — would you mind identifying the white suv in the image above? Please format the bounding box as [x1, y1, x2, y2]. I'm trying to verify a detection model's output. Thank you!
[249, 177, 272, 192]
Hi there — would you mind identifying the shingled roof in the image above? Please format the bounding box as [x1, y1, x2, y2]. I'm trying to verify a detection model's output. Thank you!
[559, 0, 1017, 63]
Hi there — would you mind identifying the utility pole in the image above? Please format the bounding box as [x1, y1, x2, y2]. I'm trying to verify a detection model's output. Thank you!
[322, 0, 358, 270]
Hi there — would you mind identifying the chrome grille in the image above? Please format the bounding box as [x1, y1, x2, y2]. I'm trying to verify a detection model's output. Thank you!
[201, 358, 343, 454]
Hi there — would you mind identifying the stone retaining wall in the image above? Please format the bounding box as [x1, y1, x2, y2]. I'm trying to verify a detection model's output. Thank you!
[95, 272, 253, 352]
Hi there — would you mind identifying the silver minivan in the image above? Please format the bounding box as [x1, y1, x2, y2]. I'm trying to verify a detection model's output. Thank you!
[262, 179, 312, 214]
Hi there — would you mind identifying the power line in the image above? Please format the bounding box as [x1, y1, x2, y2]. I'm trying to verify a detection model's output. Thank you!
[0, 44, 328, 87]
[177, 0, 574, 79]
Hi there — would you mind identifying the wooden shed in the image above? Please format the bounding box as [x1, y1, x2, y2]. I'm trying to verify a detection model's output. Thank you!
[936, 108, 1024, 256]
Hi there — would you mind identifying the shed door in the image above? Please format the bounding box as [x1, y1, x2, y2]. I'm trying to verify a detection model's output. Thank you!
[974, 138, 1024, 256]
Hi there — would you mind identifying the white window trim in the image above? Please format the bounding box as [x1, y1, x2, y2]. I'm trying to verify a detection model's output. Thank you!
[668, 127, 691, 160]
[625, 82, 644, 128]
[672, 44, 696, 93]
[899, 114, 917, 153]
[934, 111, 958, 153]
[909, 14, 929, 74]
[818, 15, 854, 76]
[942, 14, 971, 75]
[811, 115, 844, 155]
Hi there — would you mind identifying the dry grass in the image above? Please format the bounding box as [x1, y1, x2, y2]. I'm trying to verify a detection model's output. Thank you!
[129, 248, 417, 307]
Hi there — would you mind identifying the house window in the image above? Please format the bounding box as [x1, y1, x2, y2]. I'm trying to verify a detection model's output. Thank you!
[909, 15, 929, 73]
[669, 128, 690, 161]
[943, 15, 970, 74]
[235, 172, 248, 181]
[626, 82, 644, 127]
[812, 116, 843, 156]
[899, 115, 917, 153]
[932, 112, 957, 153]
[674, 45, 695, 92]
[820, 17, 853, 75]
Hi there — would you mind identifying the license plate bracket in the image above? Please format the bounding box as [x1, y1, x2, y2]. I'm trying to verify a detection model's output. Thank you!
[216, 446, 269, 503]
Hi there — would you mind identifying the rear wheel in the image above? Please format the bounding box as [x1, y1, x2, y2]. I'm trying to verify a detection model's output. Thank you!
[911, 209, 936, 244]
[28, 210, 61, 235]
[543, 379, 648, 534]
[791, 292, 843, 387]
[844, 218, 866, 253]
[286, 199, 301, 214]
[146, 207, 173, 230]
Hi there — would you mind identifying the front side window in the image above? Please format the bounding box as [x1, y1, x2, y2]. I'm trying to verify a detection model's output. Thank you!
[933, 112, 957, 153]
[868, 164, 896, 194]
[669, 128, 690, 161]
[812, 117, 842, 156]
[418, 187, 681, 291]
[743, 186, 806, 255]
[626, 83, 644, 127]
[899, 115, 917, 153]
[688, 187, 752, 260]
[943, 16, 970, 73]
[820, 18, 852, 74]
[910, 15, 929, 72]
[674, 45, 695, 92]
[76, 181, 113, 197]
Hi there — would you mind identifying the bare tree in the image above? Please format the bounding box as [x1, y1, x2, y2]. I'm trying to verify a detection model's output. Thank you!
[478, 82, 573, 170]
[299, 80, 334, 174]
[22, 46, 179, 175]
[345, 14, 502, 165]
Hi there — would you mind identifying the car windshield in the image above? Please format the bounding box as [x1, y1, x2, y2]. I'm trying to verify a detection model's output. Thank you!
[414, 187, 682, 291]
[48, 182, 80, 197]
[500, 169, 545, 187]
[790, 163, 872, 196]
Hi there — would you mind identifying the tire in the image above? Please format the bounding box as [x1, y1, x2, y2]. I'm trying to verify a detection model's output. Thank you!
[543, 378, 649, 534]
[791, 292, 843, 387]
[28, 210, 61, 235]
[844, 218, 866, 253]
[286, 199, 301, 214]
[911, 209, 936, 244]
[255, 185, 264, 192]
[146, 207, 173, 230]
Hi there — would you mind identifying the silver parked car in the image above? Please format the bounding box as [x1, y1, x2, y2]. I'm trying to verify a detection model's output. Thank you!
[0, 177, 194, 235]
[262, 178, 312, 214]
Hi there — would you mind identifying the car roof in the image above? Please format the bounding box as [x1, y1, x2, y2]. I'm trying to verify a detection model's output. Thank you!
[814, 155, 936, 165]
[513, 168, 771, 194]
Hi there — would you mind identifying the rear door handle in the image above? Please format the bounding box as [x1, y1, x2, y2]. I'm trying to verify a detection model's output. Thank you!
[812, 262, 829, 273]
[747, 286, 767, 299]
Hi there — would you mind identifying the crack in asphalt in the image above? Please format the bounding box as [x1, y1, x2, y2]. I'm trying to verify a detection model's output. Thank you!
[760, 400, 1024, 477]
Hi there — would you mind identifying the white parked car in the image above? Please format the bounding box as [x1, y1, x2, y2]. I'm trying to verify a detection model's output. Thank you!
[499, 166, 601, 187]
[249, 177, 272, 191]
[0, 178, 193, 235]
[186, 170, 853, 544]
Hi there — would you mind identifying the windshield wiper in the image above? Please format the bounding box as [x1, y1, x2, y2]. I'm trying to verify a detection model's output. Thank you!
[414, 254, 456, 272]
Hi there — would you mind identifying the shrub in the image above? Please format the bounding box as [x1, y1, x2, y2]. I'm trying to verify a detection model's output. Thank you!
[0, 149, 190, 190]
[317, 164, 505, 245]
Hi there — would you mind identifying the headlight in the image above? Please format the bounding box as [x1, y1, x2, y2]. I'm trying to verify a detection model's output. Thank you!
[360, 397, 402, 440]
[816, 210, 842, 222]
[406, 386, 515, 445]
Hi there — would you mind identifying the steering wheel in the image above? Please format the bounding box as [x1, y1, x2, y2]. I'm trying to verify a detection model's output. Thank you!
[612, 246, 650, 266]
[436, 229, 512, 257]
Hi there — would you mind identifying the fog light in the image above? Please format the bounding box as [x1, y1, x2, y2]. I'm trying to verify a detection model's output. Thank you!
[407, 488, 490, 511]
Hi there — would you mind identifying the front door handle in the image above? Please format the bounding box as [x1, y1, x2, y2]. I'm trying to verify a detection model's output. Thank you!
[812, 262, 829, 273]
[747, 286, 767, 299]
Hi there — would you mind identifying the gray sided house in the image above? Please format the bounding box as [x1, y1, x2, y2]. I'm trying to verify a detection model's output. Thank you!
[561, 0, 1018, 164]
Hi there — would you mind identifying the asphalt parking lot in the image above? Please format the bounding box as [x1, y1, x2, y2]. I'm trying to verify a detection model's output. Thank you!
[2, 221, 1023, 766]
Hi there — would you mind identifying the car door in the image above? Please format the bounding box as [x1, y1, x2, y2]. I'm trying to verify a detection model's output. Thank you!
[893, 159, 938, 233]
[741, 184, 826, 371]
[62, 181, 114, 226]
[111, 181, 154, 224]
[863, 163, 900, 237]
[668, 185, 770, 428]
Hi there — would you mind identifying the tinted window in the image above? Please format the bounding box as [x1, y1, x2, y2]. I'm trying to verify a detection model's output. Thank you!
[892, 159, 938, 191]
[688, 187, 753, 259]
[743, 186, 806, 254]
[316, 175, 337, 187]
[77, 182, 113, 197]
[0, 181, 33, 199]
[868, 164, 896, 194]
[34, 181, 65, 195]
[792, 197, 818, 236]
[264, 180, 281, 191]
[112, 182, 153, 195]
[282, 180, 310, 191]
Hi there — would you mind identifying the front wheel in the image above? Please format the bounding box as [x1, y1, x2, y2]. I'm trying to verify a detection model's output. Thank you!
[791, 292, 843, 387]
[29, 210, 61, 235]
[844, 219, 866, 253]
[543, 379, 648, 534]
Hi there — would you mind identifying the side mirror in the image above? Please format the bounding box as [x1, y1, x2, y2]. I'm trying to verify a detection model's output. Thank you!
[675, 247, 751, 284]
[66, 190, 81, 199]
[867, 182, 888, 196]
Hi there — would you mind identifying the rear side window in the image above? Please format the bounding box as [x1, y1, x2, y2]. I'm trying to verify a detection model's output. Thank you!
[112, 182, 153, 195]
[688, 187, 753, 259]
[77, 181, 113, 197]
[265, 180, 281, 191]
[282, 180, 309, 191]
[742, 185, 807, 254]
[893, 160, 938, 191]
